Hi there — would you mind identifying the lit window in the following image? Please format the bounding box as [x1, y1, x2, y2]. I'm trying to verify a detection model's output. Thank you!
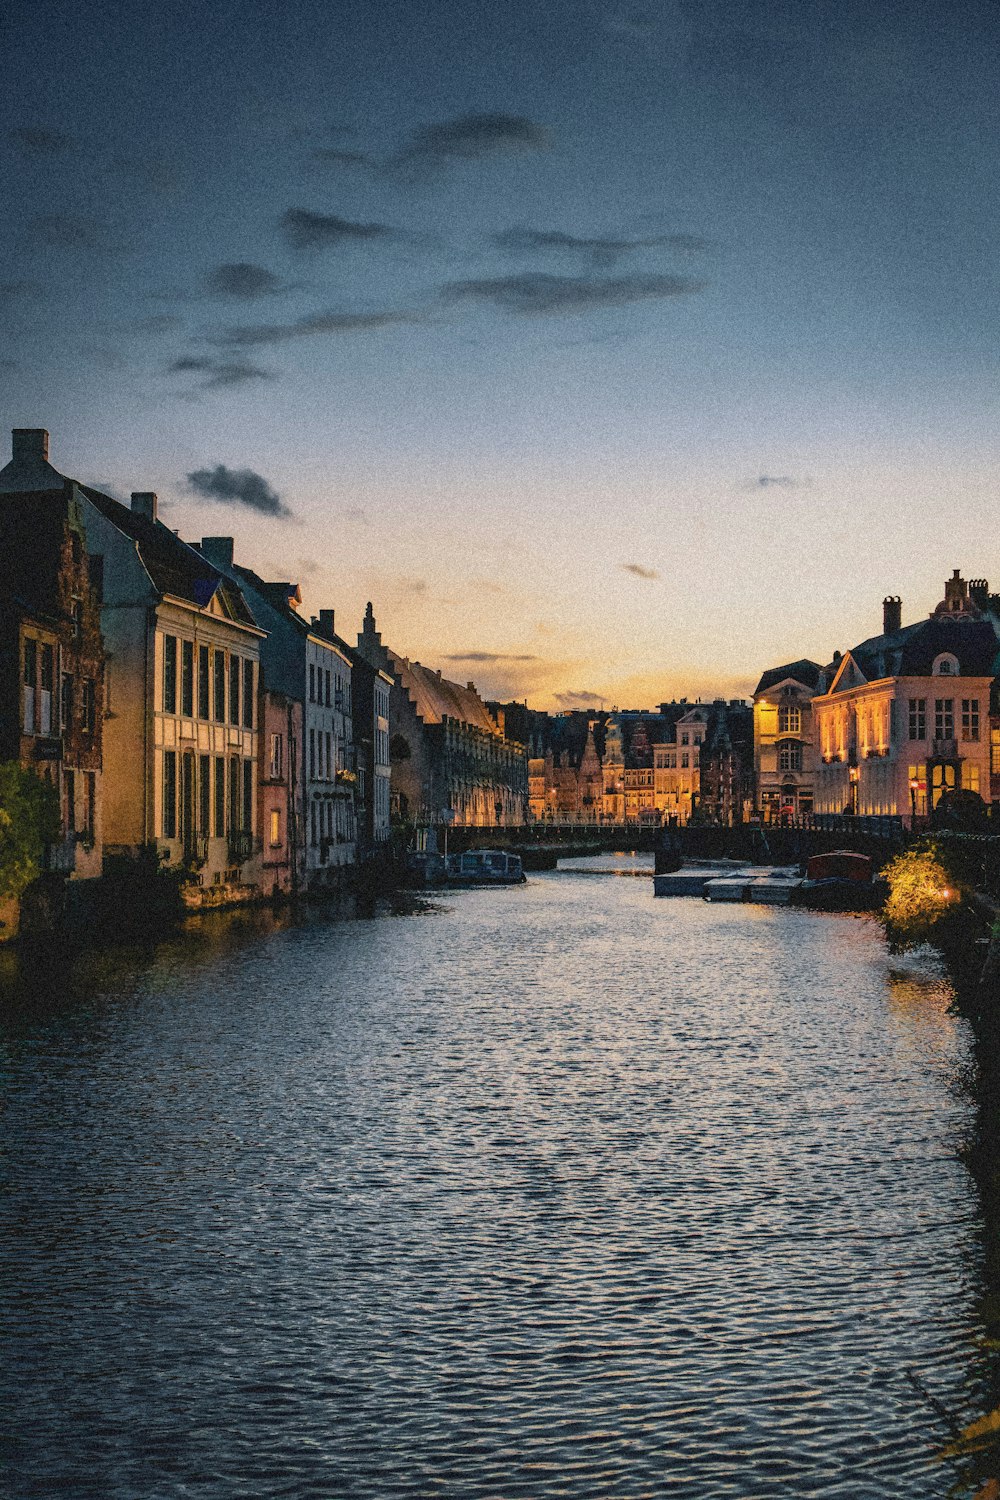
[778, 705, 801, 734]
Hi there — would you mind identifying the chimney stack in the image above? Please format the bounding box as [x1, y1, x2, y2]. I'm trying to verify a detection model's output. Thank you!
[319, 608, 335, 640]
[12, 428, 49, 463]
[200, 535, 234, 570]
[970, 578, 990, 609]
[883, 595, 901, 634]
[131, 491, 158, 524]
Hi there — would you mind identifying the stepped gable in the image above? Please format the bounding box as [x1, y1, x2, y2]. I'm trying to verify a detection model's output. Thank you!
[389, 653, 500, 735]
[753, 659, 825, 696]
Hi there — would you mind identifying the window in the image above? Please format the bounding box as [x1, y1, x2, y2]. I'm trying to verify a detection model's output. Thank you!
[908, 764, 927, 816]
[23, 638, 37, 731]
[198, 645, 210, 719]
[778, 705, 801, 734]
[934, 698, 954, 740]
[163, 635, 177, 713]
[214, 756, 225, 837]
[72, 599, 83, 641]
[65, 768, 76, 833]
[242, 759, 254, 833]
[199, 753, 211, 834]
[270, 809, 281, 847]
[229, 655, 240, 726]
[270, 733, 283, 780]
[228, 757, 240, 833]
[965, 764, 981, 795]
[962, 699, 980, 741]
[680, 732, 689, 745]
[777, 739, 803, 771]
[214, 650, 226, 721]
[243, 659, 254, 729]
[309, 728, 316, 780]
[162, 750, 177, 838]
[326, 731, 332, 780]
[82, 679, 96, 736]
[992, 728, 1000, 776]
[61, 673, 74, 733]
[309, 663, 315, 702]
[85, 772, 95, 840]
[325, 670, 331, 708]
[933, 653, 959, 676]
[909, 699, 926, 740]
[39, 644, 54, 734]
[681, 752, 689, 768]
[181, 639, 194, 717]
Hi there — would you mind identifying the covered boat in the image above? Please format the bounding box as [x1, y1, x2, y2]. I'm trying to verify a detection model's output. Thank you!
[445, 849, 526, 886]
[798, 850, 883, 911]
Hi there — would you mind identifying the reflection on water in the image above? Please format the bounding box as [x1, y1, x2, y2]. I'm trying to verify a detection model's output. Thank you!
[0, 858, 992, 1498]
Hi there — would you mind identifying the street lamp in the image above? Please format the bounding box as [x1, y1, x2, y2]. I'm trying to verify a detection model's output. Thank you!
[910, 776, 919, 824]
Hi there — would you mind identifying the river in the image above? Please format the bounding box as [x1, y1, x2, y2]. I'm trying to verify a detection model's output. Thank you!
[0, 854, 993, 1498]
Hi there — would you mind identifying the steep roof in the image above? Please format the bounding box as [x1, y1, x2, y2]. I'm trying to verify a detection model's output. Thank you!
[754, 659, 826, 696]
[846, 616, 998, 682]
[389, 653, 500, 734]
[80, 486, 257, 625]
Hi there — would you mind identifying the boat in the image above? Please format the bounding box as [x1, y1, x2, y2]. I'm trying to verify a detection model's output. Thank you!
[445, 849, 526, 886]
[796, 850, 884, 911]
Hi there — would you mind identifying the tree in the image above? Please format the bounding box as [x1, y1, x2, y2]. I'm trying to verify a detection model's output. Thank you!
[0, 763, 60, 901]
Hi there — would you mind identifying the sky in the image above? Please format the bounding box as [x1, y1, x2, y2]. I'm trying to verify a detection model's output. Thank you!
[2, 0, 999, 710]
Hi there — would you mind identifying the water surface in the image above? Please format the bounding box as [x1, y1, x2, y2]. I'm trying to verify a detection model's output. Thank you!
[0, 857, 987, 1498]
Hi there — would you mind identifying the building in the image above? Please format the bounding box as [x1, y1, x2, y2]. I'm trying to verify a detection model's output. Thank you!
[652, 706, 709, 823]
[0, 430, 105, 880]
[697, 700, 754, 825]
[199, 541, 358, 891]
[813, 578, 996, 823]
[13, 451, 270, 897]
[349, 611, 393, 859]
[355, 607, 527, 826]
[753, 660, 826, 822]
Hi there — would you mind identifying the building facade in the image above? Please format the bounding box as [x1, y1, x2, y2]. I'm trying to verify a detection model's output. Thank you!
[753, 660, 826, 822]
[813, 579, 996, 823]
[0, 431, 106, 882]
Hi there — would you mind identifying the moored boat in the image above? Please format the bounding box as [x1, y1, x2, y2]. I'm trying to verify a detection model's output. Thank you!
[445, 849, 526, 886]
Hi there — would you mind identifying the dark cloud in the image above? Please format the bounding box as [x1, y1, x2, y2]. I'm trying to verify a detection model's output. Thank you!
[601, 8, 657, 38]
[444, 652, 540, 663]
[186, 464, 291, 518]
[26, 214, 113, 251]
[218, 307, 416, 348]
[309, 148, 378, 171]
[0, 358, 18, 371]
[109, 155, 182, 193]
[443, 270, 705, 315]
[745, 474, 810, 490]
[0, 280, 45, 301]
[554, 690, 604, 708]
[167, 355, 276, 390]
[621, 562, 660, 580]
[280, 207, 395, 250]
[132, 313, 183, 335]
[206, 262, 286, 299]
[495, 227, 708, 269]
[396, 112, 551, 165]
[10, 125, 74, 155]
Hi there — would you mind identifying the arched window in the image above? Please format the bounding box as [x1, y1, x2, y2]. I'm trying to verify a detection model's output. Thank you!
[933, 653, 959, 676]
[777, 739, 803, 772]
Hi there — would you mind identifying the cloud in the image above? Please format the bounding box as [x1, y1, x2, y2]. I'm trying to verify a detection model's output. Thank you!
[620, 562, 660, 580]
[280, 207, 395, 250]
[396, 112, 551, 165]
[444, 652, 540, 663]
[309, 148, 378, 171]
[167, 355, 276, 390]
[10, 125, 74, 155]
[0, 280, 44, 301]
[443, 270, 705, 315]
[205, 262, 286, 299]
[218, 307, 416, 348]
[26, 213, 113, 250]
[494, 226, 709, 268]
[108, 155, 182, 193]
[743, 474, 811, 490]
[186, 464, 292, 518]
[554, 690, 605, 708]
[401, 577, 428, 595]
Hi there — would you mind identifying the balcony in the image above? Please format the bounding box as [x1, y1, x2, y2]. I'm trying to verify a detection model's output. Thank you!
[931, 738, 958, 761]
[227, 830, 256, 866]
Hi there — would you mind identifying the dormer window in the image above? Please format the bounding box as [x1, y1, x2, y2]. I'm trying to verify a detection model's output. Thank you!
[933, 653, 959, 676]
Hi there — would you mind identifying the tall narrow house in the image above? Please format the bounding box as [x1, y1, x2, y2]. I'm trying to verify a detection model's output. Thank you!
[0, 429, 105, 879]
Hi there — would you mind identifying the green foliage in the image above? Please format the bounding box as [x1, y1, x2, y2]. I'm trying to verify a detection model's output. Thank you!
[881, 839, 970, 952]
[0, 762, 61, 901]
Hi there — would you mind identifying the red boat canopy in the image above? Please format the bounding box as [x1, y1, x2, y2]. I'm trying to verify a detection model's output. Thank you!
[806, 850, 873, 883]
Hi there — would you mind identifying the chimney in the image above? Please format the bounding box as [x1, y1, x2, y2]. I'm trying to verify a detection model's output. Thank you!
[12, 428, 49, 463]
[970, 578, 990, 609]
[883, 595, 901, 634]
[319, 608, 335, 640]
[200, 535, 234, 569]
[131, 491, 158, 524]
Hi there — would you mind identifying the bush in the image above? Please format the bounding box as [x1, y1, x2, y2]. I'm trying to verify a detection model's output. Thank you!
[0, 763, 60, 902]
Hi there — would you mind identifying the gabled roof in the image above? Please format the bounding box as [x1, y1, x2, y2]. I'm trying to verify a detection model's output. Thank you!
[754, 659, 825, 696]
[78, 486, 258, 627]
[389, 653, 500, 735]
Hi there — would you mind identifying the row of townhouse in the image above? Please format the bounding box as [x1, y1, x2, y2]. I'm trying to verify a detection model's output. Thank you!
[752, 572, 1000, 826]
[0, 429, 392, 906]
[492, 700, 754, 826]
